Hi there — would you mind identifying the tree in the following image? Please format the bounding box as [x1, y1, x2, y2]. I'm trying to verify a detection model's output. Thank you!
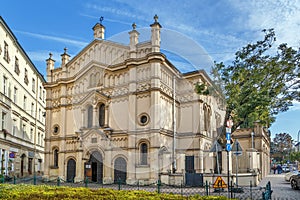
[271, 133, 294, 162]
[211, 29, 300, 133]
[289, 152, 300, 163]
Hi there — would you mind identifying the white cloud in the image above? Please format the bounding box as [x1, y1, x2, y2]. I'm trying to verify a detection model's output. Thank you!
[15, 30, 88, 48]
[290, 101, 300, 111]
[80, 13, 133, 26]
[27, 50, 66, 64]
[85, 3, 147, 22]
[230, 0, 300, 46]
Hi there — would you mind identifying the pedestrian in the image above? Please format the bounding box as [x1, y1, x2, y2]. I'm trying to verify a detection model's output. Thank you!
[277, 165, 282, 174]
[273, 165, 276, 174]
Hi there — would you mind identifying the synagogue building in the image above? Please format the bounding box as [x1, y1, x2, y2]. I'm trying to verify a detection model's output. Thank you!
[43, 15, 226, 184]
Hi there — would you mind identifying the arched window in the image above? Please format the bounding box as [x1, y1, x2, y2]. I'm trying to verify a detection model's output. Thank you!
[87, 105, 93, 128]
[54, 149, 59, 168]
[99, 103, 105, 127]
[203, 104, 211, 132]
[140, 143, 148, 165]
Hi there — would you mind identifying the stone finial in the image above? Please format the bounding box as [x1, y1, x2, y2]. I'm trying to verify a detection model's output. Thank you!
[61, 47, 70, 66]
[150, 15, 162, 52]
[93, 17, 105, 39]
[154, 14, 158, 23]
[132, 22, 136, 30]
[46, 52, 55, 82]
[129, 22, 139, 58]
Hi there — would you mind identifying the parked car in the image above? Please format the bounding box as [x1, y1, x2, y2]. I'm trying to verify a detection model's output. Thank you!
[285, 170, 300, 182]
[282, 165, 290, 173]
[290, 174, 300, 190]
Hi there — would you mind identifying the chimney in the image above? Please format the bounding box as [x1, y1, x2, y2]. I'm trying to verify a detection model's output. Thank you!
[46, 53, 55, 82]
[61, 47, 70, 66]
[93, 17, 105, 39]
[150, 14, 162, 52]
[128, 23, 139, 58]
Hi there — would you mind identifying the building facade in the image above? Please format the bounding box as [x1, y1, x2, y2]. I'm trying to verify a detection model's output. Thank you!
[231, 121, 271, 184]
[0, 16, 46, 178]
[43, 16, 226, 184]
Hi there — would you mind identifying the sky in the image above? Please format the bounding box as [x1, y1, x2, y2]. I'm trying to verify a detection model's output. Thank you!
[1, 0, 300, 141]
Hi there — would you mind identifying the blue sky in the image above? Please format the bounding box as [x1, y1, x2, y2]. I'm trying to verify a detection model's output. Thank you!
[1, 0, 300, 141]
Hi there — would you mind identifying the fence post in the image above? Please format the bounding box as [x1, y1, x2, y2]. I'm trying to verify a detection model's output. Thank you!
[13, 176, 16, 184]
[85, 177, 88, 188]
[57, 177, 60, 186]
[230, 180, 233, 199]
[262, 181, 272, 200]
[181, 180, 183, 196]
[157, 179, 161, 194]
[250, 181, 252, 200]
[205, 180, 208, 196]
[33, 173, 36, 185]
[118, 178, 121, 190]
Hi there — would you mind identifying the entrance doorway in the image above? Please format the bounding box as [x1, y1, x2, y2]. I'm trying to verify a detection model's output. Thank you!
[85, 151, 103, 183]
[20, 154, 26, 176]
[114, 157, 127, 183]
[66, 158, 76, 182]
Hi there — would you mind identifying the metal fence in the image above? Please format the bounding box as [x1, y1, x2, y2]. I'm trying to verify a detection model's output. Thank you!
[1, 175, 269, 200]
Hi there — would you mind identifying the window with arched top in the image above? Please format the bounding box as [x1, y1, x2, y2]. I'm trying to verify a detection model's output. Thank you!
[203, 104, 211, 132]
[99, 103, 105, 127]
[140, 143, 148, 165]
[54, 149, 59, 168]
[87, 105, 93, 128]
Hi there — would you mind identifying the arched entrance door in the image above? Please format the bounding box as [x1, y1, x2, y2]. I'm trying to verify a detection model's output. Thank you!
[67, 158, 76, 182]
[85, 151, 103, 183]
[114, 157, 127, 183]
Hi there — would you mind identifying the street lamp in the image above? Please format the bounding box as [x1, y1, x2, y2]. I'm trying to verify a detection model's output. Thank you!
[297, 130, 300, 152]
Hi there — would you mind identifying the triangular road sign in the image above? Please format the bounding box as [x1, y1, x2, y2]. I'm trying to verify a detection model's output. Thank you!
[231, 139, 243, 152]
[213, 176, 227, 188]
[210, 141, 223, 152]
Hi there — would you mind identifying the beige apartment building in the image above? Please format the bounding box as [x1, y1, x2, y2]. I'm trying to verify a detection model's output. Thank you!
[0, 16, 46, 178]
[43, 15, 226, 184]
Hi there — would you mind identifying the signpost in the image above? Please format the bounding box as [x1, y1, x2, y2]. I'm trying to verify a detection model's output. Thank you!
[210, 140, 222, 175]
[225, 120, 232, 198]
[232, 139, 243, 187]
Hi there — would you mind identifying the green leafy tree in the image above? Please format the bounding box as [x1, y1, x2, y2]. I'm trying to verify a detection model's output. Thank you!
[211, 29, 300, 132]
[289, 151, 300, 162]
[271, 133, 294, 162]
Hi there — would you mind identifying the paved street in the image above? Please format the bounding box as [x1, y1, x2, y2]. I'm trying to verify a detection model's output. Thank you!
[258, 174, 300, 200]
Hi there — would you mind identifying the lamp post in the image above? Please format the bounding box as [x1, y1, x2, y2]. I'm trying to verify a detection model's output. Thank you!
[297, 130, 300, 152]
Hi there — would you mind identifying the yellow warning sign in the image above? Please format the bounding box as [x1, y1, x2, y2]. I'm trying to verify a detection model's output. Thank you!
[213, 176, 227, 188]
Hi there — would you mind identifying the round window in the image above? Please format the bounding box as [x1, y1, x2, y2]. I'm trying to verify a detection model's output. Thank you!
[138, 113, 150, 126]
[140, 115, 148, 124]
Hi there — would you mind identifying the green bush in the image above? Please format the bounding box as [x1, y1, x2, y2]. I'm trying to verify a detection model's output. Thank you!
[0, 184, 231, 200]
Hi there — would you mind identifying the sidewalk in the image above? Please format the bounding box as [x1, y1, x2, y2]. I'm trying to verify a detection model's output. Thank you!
[258, 173, 299, 200]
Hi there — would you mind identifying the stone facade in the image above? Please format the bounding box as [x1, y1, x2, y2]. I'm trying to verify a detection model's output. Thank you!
[43, 16, 226, 184]
[0, 16, 46, 178]
[231, 121, 271, 183]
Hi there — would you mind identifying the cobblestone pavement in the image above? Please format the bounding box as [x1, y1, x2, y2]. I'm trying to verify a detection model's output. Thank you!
[258, 173, 300, 200]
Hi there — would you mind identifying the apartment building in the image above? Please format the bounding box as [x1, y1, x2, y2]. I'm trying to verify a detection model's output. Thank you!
[0, 16, 46, 177]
